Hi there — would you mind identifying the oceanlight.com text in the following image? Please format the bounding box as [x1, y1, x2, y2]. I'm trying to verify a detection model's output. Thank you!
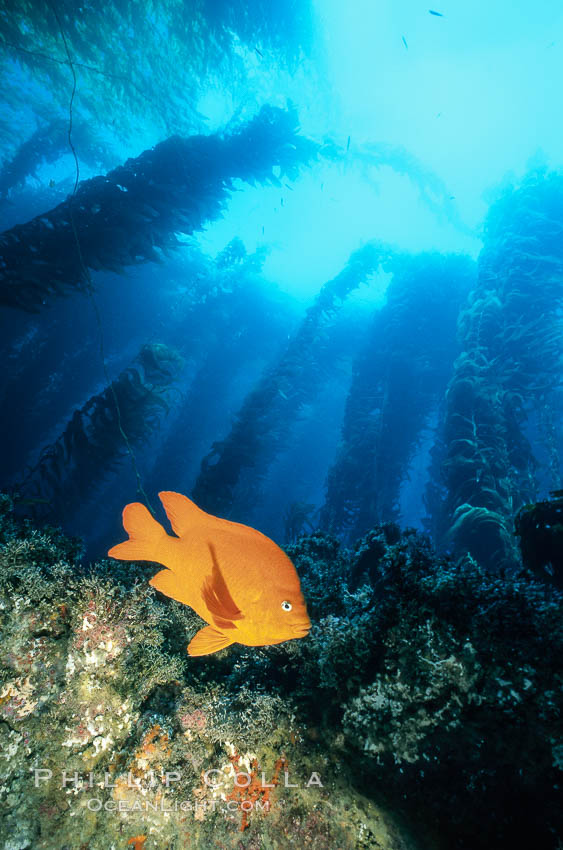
[85, 798, 272, 814]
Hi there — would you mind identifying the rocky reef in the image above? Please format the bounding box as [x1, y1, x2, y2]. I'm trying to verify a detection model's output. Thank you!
[1, 495, 562, 849]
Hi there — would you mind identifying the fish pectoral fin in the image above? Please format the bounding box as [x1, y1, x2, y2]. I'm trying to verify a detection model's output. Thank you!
[187, 626, 234, 656]
[201, 542, 244, 623]
[212, 615, 237, 630]
[149, 568, 189, 605]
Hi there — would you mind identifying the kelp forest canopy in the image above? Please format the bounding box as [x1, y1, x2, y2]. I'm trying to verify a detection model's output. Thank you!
[0, 0, 314, 154]
[0, 1, 562, 579]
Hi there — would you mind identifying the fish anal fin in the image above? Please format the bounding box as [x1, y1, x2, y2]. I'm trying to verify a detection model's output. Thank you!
[201, 542, 244, 623]
[108, 502, 166, 562]
[187, 626, 233, 657]
[159, 491, 206, 537]
[149, 569, 189, 605]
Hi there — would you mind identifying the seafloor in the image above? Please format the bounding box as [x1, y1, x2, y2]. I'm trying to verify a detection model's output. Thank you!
[1, 493, 562, 850]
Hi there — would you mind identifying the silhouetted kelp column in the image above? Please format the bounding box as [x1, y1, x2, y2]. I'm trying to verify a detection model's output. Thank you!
[145, 240, 295, 494]
[14, 343, 183, 520]
[440, 171, 563, 571]
[0, 119, 106, 198]
[0, 106, 317, 311]
[320, 252, 475, 542]
[193, 242, 391, 517]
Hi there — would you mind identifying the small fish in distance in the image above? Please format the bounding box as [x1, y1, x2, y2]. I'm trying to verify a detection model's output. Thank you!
[429, 9, 444, 16]
[402, 36, 408, 49]
[108, 491, 311, 656]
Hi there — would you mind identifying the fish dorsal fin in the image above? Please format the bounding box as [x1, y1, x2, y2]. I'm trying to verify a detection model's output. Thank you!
[158, 491, 208, 538]
[149, 568, 190, 606]
[188, 625, 233, 656]
[201, 543, 244, 627]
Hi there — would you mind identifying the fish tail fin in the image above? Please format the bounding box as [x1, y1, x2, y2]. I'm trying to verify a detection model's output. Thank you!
[108, 502, 167, 562]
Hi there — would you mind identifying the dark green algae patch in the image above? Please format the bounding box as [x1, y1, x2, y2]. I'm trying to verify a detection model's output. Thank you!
[1, 495, 562, 850]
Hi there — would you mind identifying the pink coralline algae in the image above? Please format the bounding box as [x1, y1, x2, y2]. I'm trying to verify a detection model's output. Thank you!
[181, 709, 207, 731]
[72, 598, 128, 662]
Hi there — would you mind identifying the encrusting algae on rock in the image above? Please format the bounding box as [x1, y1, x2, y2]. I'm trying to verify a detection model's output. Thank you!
[1, 494, 563, 848]
[223, 750, 287, 832]
[0, 496, 418, 850]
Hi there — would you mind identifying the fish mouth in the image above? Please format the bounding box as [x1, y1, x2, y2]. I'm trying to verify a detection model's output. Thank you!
[292, 622, 311, 637]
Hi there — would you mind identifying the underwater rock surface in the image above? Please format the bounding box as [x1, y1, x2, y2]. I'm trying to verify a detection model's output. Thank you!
[1, 496, 562, 849]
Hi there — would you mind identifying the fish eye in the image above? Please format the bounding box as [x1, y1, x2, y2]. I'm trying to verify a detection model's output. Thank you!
[281, 600, 292, 612]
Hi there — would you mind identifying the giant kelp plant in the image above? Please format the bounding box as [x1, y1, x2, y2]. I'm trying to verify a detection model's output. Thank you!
[192, 241, 393, 518]
[0, 106, 317, 311]
[353, 143, 471, 235]
[0, 0, 314, 156]
[144, 239, 298, 499]
[13, 343, 183, 523]
[321, 252, 475, 542]
[0, 118, 109, 199]
[438, 170, 563, 571]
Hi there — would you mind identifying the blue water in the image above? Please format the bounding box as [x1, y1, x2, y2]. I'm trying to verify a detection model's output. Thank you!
[0, 0, 562, 562]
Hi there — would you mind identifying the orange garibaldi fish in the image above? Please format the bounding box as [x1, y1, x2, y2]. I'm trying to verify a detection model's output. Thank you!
[108, 491, 311, 656]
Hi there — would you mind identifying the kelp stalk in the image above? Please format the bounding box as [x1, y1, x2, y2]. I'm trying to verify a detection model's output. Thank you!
[321, 252, 474, 541]
[13, 343, 183, 520]
[440, 171, 563, 570]
[193, 241, 392, 517]
[0, 106, 317, 311]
